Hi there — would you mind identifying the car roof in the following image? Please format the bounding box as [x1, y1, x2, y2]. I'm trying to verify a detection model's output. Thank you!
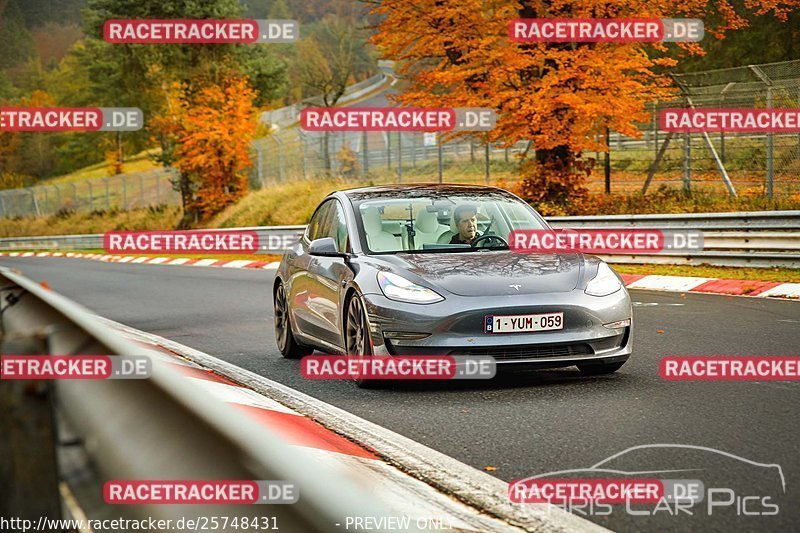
[339, 183, 513, 202]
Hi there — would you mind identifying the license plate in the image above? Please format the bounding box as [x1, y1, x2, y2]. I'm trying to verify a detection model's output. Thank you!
[484, 312, 564, 333]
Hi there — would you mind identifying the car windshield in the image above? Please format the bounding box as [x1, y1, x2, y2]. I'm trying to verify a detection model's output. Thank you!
[352, 192, 548, 254]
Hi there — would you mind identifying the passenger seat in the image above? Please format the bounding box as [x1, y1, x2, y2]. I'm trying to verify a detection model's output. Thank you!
[362, 206, 401, 252]
[411, 209, 450, 249]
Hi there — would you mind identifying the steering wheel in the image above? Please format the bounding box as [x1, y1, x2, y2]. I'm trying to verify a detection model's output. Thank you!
[471, 234, 508, 249]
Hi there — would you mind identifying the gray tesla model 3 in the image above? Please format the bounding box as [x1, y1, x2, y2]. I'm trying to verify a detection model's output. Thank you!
[273, 184, 632, 381]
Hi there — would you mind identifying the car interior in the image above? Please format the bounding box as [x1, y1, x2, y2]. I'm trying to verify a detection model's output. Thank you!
[357, 199, 528, 253]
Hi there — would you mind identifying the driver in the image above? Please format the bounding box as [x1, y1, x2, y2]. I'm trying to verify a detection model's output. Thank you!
[450, 204, 481, 245]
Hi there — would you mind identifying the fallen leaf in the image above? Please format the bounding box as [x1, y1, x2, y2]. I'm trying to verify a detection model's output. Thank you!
[657, 329, 665, 333]
[484, 466, 497, 472]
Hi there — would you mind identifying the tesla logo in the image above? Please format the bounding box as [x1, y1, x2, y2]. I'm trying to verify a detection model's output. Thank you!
[509, 284, 521, 291]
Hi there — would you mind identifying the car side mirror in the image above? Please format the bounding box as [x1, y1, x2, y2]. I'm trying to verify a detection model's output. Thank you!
[309, 237, 343, 257]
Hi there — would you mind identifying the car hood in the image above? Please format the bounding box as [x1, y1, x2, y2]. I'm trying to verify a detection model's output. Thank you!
[376, 251, 585, 296]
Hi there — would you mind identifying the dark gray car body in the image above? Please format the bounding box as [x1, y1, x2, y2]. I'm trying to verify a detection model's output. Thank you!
[274, 184, 632, 369]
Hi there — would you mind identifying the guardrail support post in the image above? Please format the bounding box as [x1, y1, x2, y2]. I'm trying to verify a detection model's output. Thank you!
[0, 314, 61, 523]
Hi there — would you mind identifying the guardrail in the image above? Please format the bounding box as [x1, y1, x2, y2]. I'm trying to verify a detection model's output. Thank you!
[548, 210, 800, 230]
[548, 211, 800, 268]
[0, 212, 798, 268]
[0, 266, 404, 530]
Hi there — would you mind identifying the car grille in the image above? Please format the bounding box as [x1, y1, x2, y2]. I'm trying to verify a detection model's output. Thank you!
[452, 343, 593, 360]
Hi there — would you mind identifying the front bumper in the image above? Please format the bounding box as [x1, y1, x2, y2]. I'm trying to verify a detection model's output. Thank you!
[361, 288, 632, 367]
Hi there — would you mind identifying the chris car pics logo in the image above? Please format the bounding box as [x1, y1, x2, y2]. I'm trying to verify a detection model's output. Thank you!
[510, 444, 785, 518]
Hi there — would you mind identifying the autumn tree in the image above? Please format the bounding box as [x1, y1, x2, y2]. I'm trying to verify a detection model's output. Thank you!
[295, 11, 376, 172]
[152, 74, 258, 223]
[370, 0, 800, 211]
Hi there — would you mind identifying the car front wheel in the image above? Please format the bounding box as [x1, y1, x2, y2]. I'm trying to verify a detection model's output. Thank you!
[345, 294, 378, 388]
[274, 283, 312, 359]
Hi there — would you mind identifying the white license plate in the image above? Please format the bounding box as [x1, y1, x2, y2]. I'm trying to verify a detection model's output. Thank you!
[484, 312, 564, 333]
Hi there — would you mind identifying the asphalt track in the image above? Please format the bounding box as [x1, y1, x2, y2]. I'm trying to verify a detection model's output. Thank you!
[4, 256, 799, 532]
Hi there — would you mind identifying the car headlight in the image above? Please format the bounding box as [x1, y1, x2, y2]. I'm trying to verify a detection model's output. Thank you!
[377, 272, 444, 304]
[585, 262, 622, 297]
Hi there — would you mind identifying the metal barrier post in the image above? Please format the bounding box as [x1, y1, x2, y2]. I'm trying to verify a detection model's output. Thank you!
[53, 185, 62, 213]
[30, 188, 40, 216]
[397, 133, 402, 183]
[766, 86, 774, 199]
[272, 135, 285, 182]
[683, 131, 691, 193]
[438, 137, 443, 183]
[256, 143, 265, 186]
[484, 142, 490, 184]
[386, 132, 391, 169]
[302, 134, 308, 180]
[122, 175, 128, 209]
[362, 130, 368, 177]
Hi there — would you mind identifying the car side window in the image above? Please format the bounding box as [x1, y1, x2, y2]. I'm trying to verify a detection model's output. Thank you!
[328, 201, 349, 253]
[306, 200, 349, 253]
[306, 201, 333, 242]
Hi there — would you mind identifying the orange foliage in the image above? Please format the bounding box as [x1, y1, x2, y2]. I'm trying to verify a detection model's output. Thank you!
[0, 90, 55, 180]
[153, 74, 258, 220]
[371, 0, 800, 208]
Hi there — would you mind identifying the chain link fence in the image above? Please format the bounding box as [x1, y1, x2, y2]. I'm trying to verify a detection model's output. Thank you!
[2, 60, 798, 219]
[607, 60, 800, 198]
[0, 168, 181, 218]
[251, 60, 800, 199]
[248, 128, 532, 189]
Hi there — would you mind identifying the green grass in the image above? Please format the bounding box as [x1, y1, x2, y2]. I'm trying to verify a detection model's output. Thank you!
[41, 149, 160, 185]
[613, 264, 800, 283]
[0, 205, 183, 238]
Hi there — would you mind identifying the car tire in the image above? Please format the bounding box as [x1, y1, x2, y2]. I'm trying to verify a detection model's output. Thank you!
[274, 282, 313, 359]
[576, 361, 626, 375]
[345, 293, 379, 389]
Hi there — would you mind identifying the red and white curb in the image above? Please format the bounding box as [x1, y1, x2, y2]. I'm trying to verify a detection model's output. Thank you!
[619, 273, 800, 299]
[2, 251, 797, 300]
[0, 251, 279, 270]
[103, 317, 606, 533]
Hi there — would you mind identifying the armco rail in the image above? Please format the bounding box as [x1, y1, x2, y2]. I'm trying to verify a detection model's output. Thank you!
[0, 266, 411, 531]
[0, 211, 798, 268]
